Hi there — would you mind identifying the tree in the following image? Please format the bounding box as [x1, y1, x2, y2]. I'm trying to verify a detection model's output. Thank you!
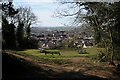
[2, 2, 18, 49]
[16, 21, 24, 49]
[2, 1, 38, 49]
[56, 1, 120, 61]
[2, 16, 9, 49]
[84, 2, 120, 61]
[16, 7, 37, 48]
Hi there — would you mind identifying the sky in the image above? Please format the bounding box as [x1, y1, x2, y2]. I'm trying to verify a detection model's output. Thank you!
[13, 0, 72, 27]
[2, 0, 120, 28]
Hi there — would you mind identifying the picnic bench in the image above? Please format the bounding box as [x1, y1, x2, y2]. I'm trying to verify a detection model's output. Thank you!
[38, 48, 61, 55]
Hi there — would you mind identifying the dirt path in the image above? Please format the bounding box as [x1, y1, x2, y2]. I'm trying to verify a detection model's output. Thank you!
[3, 52, 120, 80]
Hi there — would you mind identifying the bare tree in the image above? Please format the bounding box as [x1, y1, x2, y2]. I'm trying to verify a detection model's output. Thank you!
[54, 1, 88, 26]
[55, 1, 120, 62]
[16, 6, 37, 37]
[15, 6, 37, 48]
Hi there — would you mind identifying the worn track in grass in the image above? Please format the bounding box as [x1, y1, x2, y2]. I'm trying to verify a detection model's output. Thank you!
[3, 51, 120, 80]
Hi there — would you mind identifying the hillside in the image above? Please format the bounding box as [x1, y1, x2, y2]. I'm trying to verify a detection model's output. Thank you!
[3, 49, 120, 80]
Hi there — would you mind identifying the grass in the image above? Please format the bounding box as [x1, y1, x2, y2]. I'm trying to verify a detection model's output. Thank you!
[14, 47, 105, 64]
[84, 47, 105, 56]
[5, 48, 120, 80]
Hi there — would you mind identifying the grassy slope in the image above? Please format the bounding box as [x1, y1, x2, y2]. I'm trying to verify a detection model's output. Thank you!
[14, 47, 105, 64]
[4, 48, 120, 80]
[3, 52, 111, 80]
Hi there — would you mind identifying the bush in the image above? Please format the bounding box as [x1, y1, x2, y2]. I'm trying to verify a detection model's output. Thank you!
[93, 51, 110, 62]
[28, 37, 39, 49]
[79, 49, 88, 54]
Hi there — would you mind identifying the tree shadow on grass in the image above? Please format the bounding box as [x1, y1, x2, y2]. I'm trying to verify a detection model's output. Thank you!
[57, 71, 109, 80]
[3, 53, 108, 80]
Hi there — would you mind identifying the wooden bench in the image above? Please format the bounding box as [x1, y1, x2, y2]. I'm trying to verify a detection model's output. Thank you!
[43, 50, 61, 55]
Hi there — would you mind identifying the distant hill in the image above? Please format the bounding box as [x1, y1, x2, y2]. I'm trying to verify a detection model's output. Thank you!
[31, 26, 93, 36]
[31, 26, 76, 33]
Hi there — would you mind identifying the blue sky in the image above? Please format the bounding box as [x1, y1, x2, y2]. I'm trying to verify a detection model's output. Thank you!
[13, 0, 72, 27]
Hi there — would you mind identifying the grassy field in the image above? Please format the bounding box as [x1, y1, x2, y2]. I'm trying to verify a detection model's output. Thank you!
[5, 48, 120, 80]
[14, 47, 105, 64]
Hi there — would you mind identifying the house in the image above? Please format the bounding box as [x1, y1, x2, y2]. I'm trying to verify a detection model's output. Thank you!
[83, 44, 87, 48]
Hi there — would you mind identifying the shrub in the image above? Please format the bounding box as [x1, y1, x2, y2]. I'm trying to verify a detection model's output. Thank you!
[78, 49, 88, 54]
[93, 51, 110, 62]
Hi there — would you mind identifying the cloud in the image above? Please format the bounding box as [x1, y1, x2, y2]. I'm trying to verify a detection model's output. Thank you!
[28, 0, 56, 2]
[14, 0, 67, 27]
[14, 0, 56, 3]
[35, 11, 65, 26]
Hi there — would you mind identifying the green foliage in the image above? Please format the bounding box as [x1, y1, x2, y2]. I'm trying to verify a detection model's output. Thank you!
[16, 21, 25, 48]
[2, 17, 16, 49]
[57, 2, 120, 61]
[96, 52, 109, 62]
[2, 2, 18, 49]
[2, 2, 38, 50]
[63, 38, 75, 49]
[78, 49, 88, 54]
[16, 7, 37, 49]
[26, 25, 31, 37]
[2, 16, 9, 49]
[9, 23, 16, 48]
[28, 37, 38, 49]
[83, 2, 120, 61]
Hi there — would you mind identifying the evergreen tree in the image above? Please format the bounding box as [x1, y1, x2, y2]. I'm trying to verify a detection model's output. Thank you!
[2, 2, 18, 49]
[2, 16, 9, 49]
[16, 21, 24, 49]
